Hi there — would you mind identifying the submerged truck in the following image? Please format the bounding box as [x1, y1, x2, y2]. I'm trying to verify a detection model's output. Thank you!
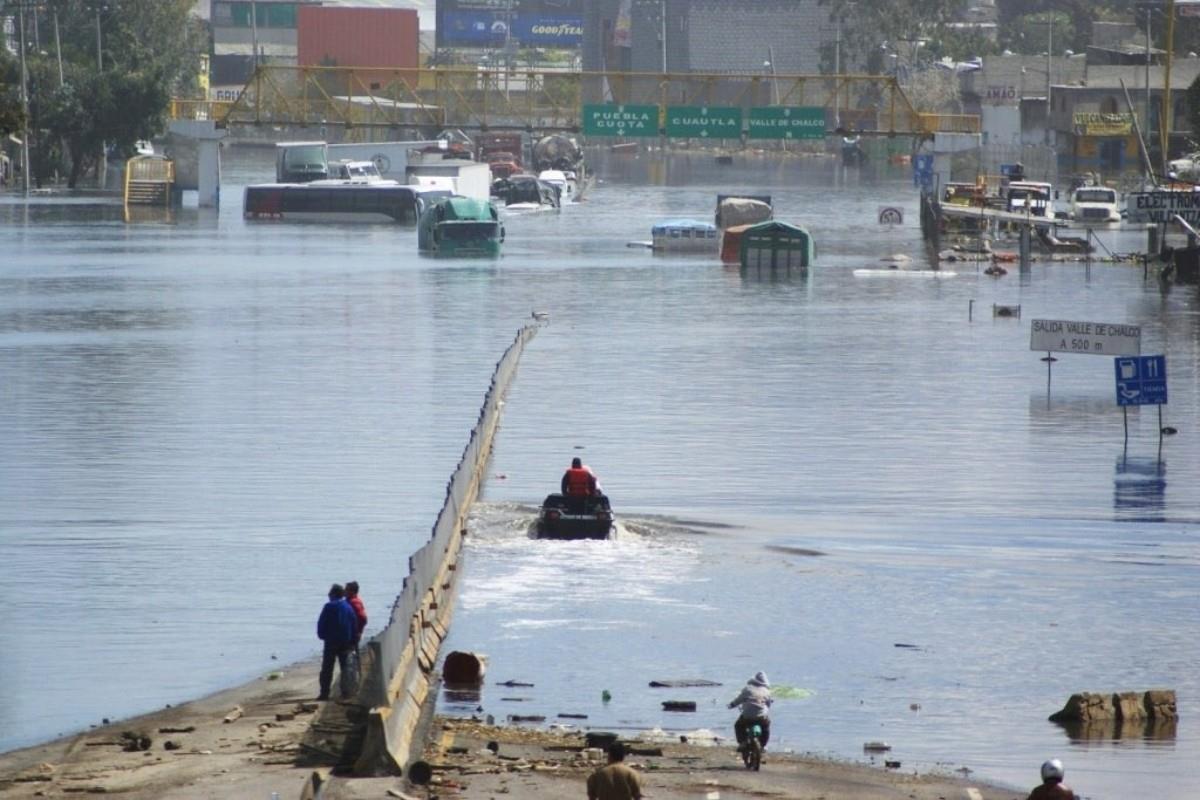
[532, 133, 583, 173]
[417, 196, 505, 257]
[274, 140, 444, 184]
[477, 132, 526, 178]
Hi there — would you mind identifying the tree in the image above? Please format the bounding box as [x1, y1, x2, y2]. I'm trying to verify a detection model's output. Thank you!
[13, 0, 205, 186]
[0, 86, 25, 138]
[0, 31, 27, 138]
[819, 0, 962, 68]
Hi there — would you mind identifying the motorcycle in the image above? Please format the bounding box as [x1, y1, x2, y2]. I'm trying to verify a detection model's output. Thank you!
[738, 721, 764, 771]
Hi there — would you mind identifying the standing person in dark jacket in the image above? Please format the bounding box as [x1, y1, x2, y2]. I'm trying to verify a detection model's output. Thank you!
[316, 583, 358, 701]
[345, 581, 368, 689]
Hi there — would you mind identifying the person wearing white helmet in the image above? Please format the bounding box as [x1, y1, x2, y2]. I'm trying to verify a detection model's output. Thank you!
[727, 671, 773, 749]
[1027, 758, 1076, 799]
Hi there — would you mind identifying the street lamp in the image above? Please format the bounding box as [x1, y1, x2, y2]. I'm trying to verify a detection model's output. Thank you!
[83, 0, 112, 187]
[82, 0, 109, 71]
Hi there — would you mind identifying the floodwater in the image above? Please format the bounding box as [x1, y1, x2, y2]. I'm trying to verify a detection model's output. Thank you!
[1, 147, 1197, 799]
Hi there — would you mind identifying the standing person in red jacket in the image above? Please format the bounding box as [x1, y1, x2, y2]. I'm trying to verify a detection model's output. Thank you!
[345, 581, 368, 692]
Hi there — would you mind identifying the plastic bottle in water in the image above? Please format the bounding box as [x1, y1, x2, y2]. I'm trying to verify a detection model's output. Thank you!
[269, 793, 280, 800]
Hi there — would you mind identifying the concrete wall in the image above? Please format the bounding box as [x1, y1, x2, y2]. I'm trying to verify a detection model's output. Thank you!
[981, 106, 1020, 146]
[302, 324, 541, 776]
[684, 0, 828, 75]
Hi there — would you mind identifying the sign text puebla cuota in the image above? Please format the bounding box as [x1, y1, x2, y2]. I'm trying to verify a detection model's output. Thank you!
[1030, 319, 1141, 356]
[581, 104, 659, 137]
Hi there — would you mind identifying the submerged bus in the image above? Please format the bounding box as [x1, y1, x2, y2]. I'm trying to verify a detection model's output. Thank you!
[243, 184, 449, 224]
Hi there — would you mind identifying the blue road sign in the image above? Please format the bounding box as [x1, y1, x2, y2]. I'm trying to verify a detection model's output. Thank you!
[1114, 355, 1168, 407]
[913, 154, 934, 190]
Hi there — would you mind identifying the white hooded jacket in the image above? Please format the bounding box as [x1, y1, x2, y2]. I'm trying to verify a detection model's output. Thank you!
[728, 672, 773, 720]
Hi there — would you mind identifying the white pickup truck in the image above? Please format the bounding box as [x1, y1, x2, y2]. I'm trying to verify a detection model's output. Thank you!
[1069, 186, 1120, 224]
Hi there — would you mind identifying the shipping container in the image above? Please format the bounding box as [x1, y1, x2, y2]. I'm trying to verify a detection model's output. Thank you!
[297, 6, 419, 70]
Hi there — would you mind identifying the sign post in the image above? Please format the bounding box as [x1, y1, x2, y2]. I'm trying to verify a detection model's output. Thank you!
[1030, 319, 1141, 401]
[1114, 355, 1168, 448]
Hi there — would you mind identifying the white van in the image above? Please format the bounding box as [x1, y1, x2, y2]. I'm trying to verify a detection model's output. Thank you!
[1006, 181, 1053, 216]
[1069, 186, 1120, 223]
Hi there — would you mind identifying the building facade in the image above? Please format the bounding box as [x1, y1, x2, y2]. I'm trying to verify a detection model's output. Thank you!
[582, 0, 834, 75]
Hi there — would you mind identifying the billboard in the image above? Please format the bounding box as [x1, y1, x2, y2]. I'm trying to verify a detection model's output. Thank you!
[437, 0, 583, 49]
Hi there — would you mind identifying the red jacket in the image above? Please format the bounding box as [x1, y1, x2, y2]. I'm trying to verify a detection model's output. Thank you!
[562, 467, 596, 497]
[347, 595, 367, 643]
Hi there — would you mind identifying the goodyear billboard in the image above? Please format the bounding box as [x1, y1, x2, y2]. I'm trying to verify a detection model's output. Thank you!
[437, 0, 583, 49]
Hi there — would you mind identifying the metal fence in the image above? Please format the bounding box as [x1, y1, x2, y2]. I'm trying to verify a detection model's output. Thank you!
[332, 323, 540, 775]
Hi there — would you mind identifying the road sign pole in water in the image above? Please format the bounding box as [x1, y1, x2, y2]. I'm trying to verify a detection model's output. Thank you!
[1114, 354, 1170, 448]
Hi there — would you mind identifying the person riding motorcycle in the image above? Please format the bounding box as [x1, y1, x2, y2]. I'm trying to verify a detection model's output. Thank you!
[1027, 759, 1076, 800]
[728, 671, 773, 750]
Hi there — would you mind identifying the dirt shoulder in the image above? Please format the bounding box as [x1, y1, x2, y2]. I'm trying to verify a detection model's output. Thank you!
[0, 662, 1023, 800]
[0, 660, 323, 799]
[385, 717, 1025, 800]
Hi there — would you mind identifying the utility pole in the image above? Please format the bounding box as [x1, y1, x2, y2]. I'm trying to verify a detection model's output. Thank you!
[1146, 9, 1152, 140]
[834, 17, 841, 127]
[502, 0, 513, 96]
[53, 9, 64, 85]
[660, 0, 667, 74]
[17, 2, 31, 194]
[250, 0, 259, 68]
[1045, 16, 1052, 146]
[1162, 0, 1176, 175]
[767, 46, 777, 106]
[96, 1, 107, 189]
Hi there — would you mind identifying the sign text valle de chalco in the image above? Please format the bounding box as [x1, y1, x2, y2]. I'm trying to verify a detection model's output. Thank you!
[1030, 319, 1141, 356]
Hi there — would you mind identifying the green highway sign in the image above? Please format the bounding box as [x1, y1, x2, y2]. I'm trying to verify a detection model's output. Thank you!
[581, 104, 659, 137]
[747, 106, 827, 140]
[665, 105, 742, 138]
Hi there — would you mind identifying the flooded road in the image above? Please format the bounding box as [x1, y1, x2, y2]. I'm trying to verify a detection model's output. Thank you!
[1, 147, 1197, 798]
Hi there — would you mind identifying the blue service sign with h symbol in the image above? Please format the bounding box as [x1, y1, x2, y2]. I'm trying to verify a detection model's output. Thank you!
[1114, 355, 1168, 407]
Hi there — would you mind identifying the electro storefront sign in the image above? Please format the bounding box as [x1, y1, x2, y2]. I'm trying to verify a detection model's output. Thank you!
[437, 0, 583, 49]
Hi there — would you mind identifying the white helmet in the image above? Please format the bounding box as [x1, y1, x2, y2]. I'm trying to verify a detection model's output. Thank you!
[1041, 758, 1065, 781]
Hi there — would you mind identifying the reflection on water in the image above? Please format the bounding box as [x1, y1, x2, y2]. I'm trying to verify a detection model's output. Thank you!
[1114, 456, 1167, 522]
[1056, 717, 1178, 746]
[442, 686, 484, 709]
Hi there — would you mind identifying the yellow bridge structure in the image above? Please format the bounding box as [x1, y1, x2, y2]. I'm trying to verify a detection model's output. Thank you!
[171, 65, 979, 140]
